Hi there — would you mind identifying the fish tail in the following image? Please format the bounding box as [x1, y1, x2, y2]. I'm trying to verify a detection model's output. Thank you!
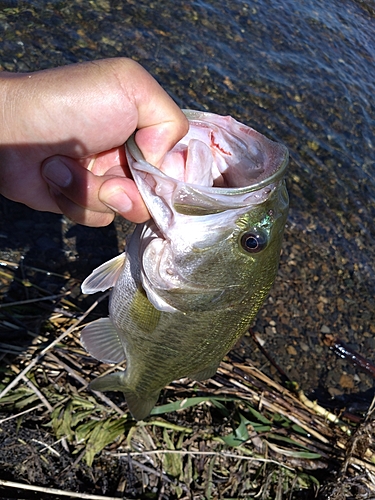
[124, 389, 160, 421]
[88, 372, 160, 421]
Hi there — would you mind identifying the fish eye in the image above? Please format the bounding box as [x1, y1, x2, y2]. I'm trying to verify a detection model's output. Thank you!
[240, 229, 268, 253]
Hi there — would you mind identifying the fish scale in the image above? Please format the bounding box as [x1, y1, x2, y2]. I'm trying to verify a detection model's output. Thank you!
[80, 110, 289, 420]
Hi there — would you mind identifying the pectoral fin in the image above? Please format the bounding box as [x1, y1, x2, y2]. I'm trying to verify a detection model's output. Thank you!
[89, 372, 160, 420]
[82, 253, 126, 294]
[189, 361, 220, 381]
[81, 318, 125, 364]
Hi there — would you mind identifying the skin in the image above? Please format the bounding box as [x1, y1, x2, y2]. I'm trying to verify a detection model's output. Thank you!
[0, 58, 189, 226]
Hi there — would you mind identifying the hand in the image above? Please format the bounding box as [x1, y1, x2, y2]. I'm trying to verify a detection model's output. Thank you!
[0, 58, 188, 226]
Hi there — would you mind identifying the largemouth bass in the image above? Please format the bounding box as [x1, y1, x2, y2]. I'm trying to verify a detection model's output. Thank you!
[81, 110, 289, 420]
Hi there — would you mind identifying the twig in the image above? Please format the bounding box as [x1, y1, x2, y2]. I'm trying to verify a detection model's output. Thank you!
[0, 479, 121, 499]
[10, 363, 53, 412]
[365, 394, 375, 422]
[127, 458, 174, 484]
[327, 336, 375, 379]
[0, 294, 108, 400]
[0, 403, 44, 424]
[0, 342, 25, 354]
[0, 259, 68, 278]
[110, 449, 295, 471]
[0, 292, 70, 309]
[46, 352, 124, 415]
[298, 390, 351, 435]
[249, 328, 292, 384]
[31, 438, 61, 457]
[217, 364, 335, 444]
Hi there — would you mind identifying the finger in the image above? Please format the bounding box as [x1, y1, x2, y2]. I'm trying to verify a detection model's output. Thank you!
[99, 176, 150, 223]
[89, 147, 128, 176]
[42, 156, 116, 214]
[42, 155, 150, 224]
[49, 188, 115, 227]
[130, 70, 189, 166]
[135, 121, 188, 169]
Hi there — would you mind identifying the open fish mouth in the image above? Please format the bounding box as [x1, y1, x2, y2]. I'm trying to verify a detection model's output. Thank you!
[126, 110, 288, 191]
[126, 110, 288, 223]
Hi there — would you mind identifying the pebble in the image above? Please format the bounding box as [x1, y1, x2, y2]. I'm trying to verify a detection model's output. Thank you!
[320, 325, 331, 334]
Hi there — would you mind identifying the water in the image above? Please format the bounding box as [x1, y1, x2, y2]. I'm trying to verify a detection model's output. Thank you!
[0, 0, 374, 395]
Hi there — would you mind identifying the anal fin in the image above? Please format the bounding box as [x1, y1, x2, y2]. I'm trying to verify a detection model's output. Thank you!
[89, 371, 127, 392]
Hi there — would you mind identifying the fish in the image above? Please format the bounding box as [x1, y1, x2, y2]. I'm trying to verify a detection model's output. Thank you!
[80, 110, 289, 420]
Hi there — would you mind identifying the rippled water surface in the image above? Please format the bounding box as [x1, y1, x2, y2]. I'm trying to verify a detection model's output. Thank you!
[1, 0, 374, 396]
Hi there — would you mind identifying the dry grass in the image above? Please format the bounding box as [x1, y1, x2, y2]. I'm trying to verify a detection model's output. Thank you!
[1, 258, 375, 499]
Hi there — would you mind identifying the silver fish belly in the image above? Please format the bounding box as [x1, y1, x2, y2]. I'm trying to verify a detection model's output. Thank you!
[81, 110, 289, 420]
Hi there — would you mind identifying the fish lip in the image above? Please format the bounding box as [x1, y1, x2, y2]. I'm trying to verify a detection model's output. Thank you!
[126, 110, 289, 196]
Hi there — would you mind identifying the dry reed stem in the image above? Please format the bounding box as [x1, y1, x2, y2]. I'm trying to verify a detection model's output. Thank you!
[0, 292, 70, 309]
[10, 363, 53, 412]
[216, 365, 334, 445]
[46, 351, 124, 415]
[0, 293, 108, 400]
[110, 448, 295, 470]
[0, 403, 44, 424]
[0, 479, 120, 499]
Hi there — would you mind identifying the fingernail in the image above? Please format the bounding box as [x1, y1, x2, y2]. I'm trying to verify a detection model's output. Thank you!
[102, 188, 133, 214]
[43, 159, 73, 188]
